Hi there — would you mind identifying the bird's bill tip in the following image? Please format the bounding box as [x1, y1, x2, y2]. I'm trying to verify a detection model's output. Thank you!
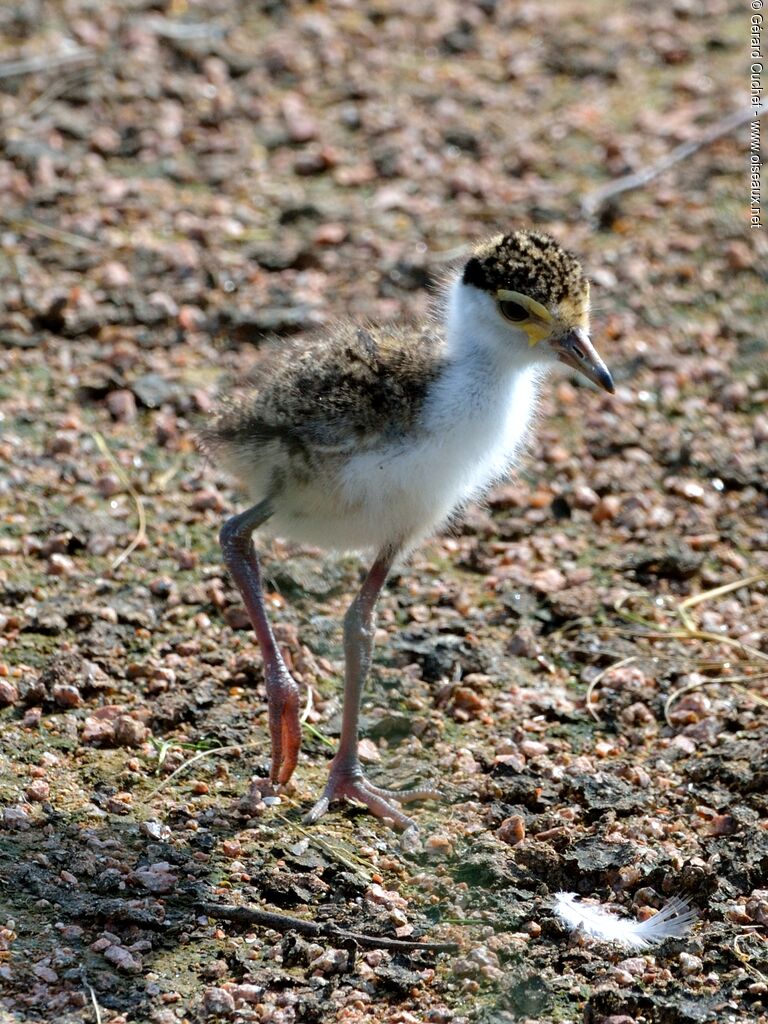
[553, 328, 614, 394]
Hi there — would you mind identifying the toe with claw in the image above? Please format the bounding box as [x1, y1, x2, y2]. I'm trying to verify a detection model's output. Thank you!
[304, 756, 443, 834]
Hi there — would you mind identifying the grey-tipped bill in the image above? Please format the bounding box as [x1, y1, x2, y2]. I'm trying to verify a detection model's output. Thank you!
[552, 327, 614, 394]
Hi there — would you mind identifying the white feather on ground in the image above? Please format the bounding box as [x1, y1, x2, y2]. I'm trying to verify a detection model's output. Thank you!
[553, 892, 696, 949]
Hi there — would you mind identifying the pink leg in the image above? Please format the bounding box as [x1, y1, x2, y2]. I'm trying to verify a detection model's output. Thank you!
[304, 544, 442, 835]
[220, 501, 301, 787]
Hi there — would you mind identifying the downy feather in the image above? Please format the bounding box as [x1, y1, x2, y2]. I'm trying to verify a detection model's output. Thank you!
[553, 892, 696, 949]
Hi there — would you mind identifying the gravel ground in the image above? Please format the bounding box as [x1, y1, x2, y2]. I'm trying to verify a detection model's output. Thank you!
[0, 2, 767, 1022]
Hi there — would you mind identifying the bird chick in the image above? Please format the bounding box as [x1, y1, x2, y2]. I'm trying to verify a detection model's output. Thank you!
[204, 230, 613, 837]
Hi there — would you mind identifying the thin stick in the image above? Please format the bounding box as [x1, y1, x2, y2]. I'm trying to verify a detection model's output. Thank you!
[582, 105, 767, 216]
[198, 901, 459, 953]
[585, 656, 636, 723]
[91, 431, 147, 569]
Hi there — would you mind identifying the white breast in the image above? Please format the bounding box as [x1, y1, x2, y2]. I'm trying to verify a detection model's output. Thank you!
[330, 356, 539, 551]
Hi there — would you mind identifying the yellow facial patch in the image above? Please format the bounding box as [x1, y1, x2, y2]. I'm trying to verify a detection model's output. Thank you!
[496, 289, 553, 346]
[558, 283, 591, 329]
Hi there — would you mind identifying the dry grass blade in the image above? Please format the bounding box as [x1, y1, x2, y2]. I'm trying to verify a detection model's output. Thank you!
[613, 579, 768, 664]
[146, 742, 252, 799]
[91, 430, 147, 570]
[300, 680, 314, 723]
[677, 573, 768, 631]
[733, 934, 767, 983]
[585, 656, 636, 723]
[274, 814, 372, 878]
[9, 217, 102, 251]
[81, 976, 102, 1024]
[0, 46, 96, 81]
[665, 673, 768, 726]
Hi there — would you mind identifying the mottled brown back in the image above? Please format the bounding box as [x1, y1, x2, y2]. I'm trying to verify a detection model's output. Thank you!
[202, 321, 446, 462]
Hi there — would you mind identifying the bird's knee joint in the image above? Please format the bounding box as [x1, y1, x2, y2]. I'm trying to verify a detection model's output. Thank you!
[344, 599, 373, 640]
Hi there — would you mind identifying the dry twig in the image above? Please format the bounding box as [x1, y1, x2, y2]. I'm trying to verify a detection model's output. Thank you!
[198, 901, 459, 953]
[582, 105, 767, 216]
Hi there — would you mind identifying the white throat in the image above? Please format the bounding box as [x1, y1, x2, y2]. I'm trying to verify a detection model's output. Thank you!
[409, 275, 548, 516]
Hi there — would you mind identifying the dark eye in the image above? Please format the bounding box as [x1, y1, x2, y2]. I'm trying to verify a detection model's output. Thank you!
[498, 300, 528, 322]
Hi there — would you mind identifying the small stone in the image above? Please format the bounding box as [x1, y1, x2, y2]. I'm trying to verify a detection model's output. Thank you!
[52, 683, 82, 708]
[103, 944, 142, 972]
[704, 813, 737, 836]
[520, 739, 548, 757]
[425, 834, 454, 857]
[679, 952, 703, 975]
[33, 962, 58, 983]
[497, 814, 526, 846]
[96, 474, 122, 498]
[310, 948, 347, 975]
[140, 820, 172, 841]
[0, 679, 19, 706]
[98, 261, 132, 288]
[25, 780, 50, 802]
[112, 716, 149, 747]
[106, 389, 137, 422]
[530, 568, 567, 593]
[357, 737, 381, 763]
[3, 805, 31, 830]
[81, 716, 116, 744]
[313, 222, 347, 245]
[46, 553, 75, 576]
[592, 495, 621, 523]
[223, 606, 251, 630]
[572, 485, 599, 509]
[191, 489, 225, 512]
[201, 987, 235, 1016]
[132, 862, 178, 894]
[106, 793, 133, 814]
[610, 968, 635, 986]
[231, 983, 264, 1005]
[452, 686, 486, 713]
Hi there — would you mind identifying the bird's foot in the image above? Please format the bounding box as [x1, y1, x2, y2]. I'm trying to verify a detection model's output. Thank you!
[266, 668, 302, 787]
[303, 756, 442, 842]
